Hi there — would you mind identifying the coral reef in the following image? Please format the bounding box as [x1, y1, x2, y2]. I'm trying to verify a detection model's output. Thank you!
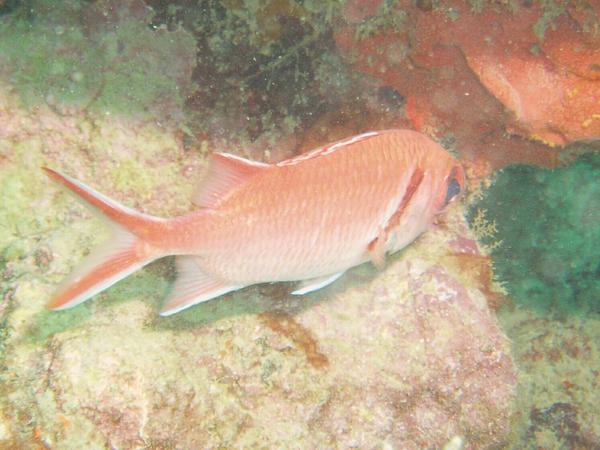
[0, 84, 516, 447]
[334, 0, 600, 176]
[6, 0, 600, 448]
[469, 151, 600, 315]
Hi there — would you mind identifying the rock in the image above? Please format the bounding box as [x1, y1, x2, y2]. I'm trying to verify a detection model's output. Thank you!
[499, 307, 600, 449]
[0, 86, 516, 448]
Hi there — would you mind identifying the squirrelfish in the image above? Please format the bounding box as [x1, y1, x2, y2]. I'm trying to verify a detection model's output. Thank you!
[45, 129, 464, 316]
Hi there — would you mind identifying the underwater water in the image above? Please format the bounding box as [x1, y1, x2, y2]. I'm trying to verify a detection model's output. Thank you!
[0, 0, 599, 448]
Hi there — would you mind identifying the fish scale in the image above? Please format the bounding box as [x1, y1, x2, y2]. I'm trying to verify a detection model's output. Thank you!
[44, 129, 464, 316]
[200, 132, 420, 280]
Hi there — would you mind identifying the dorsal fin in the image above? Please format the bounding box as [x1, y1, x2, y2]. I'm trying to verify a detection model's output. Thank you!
[276, 131, 379, 167]
[193, 152, 270, 208]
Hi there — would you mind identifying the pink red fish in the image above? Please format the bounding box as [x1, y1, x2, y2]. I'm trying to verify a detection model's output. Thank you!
[45, 129, 464, 316]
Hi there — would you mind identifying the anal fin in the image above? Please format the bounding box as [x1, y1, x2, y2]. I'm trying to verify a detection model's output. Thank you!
[291, 272, 345, 295]
[160, 256, 243, 316]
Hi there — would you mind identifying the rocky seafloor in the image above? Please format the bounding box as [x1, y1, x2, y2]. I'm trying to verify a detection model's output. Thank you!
[0, 87, 515, 448]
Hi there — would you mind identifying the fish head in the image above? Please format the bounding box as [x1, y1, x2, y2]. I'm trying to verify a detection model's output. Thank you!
[433, 161, 465, 214]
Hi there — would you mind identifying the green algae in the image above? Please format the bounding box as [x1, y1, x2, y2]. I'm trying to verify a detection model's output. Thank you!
[99, 264, 170, 312]
[533, 0, 568, 40]
[149, 0, 350, 141]
[0, 141, 57, 248]
[29, 265, 167, 336]
[25, 307, 93, 345]
[466, 0, 519, 14]
[354, 0, 407, 40]
[110, 157, 169, 201]
[0, 1, 196, 121]
[470, 150, 600, 315]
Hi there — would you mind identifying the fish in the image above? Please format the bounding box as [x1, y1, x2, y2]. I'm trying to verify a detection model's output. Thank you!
[44, 129, 465, 316]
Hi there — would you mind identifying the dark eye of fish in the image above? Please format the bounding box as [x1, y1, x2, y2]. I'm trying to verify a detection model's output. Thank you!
[444, 178, 461, 206]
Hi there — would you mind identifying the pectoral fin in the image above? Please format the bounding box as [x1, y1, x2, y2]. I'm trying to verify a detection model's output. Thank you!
[367, 232, 387, 270]
[291, 272, 345, 295]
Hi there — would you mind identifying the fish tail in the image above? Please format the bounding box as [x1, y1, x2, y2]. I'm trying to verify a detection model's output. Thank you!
[43, 167, 168, 310]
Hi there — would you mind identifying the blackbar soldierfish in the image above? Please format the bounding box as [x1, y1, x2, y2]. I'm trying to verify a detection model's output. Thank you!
[45, 129, 464, 316]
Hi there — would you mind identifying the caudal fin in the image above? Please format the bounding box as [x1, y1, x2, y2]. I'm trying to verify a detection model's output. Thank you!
[44, 167, 166, 310]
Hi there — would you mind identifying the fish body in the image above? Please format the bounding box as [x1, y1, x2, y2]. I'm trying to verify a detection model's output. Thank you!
[45, 129, 464, 316]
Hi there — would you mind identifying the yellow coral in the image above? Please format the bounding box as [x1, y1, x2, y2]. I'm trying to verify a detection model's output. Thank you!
[471, 208, 502, 251]
[581, 114, 600, 129]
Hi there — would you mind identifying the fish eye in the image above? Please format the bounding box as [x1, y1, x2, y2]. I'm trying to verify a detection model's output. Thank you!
[444, 178, 461, 206]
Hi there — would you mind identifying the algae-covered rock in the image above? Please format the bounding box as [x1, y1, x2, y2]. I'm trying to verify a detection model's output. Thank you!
[500, 307, 600, 449]
[470, 151, 600, 314]
[0, 0, 196, 122]
[0, 82, 516, 448]
[469, 150, 600, 448]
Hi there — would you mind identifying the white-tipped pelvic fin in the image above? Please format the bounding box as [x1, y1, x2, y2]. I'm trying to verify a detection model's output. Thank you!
[291, 271, 345, 295]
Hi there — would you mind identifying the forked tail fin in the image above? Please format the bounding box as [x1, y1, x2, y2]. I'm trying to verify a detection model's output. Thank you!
[43, 167, 168, 310]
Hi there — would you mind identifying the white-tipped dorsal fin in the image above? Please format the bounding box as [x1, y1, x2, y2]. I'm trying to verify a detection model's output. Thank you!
[291, 271, 345, 295]
[276, 131, 379, 167]
[160, 256, 243, 316]
[193, 152, 270, 208]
